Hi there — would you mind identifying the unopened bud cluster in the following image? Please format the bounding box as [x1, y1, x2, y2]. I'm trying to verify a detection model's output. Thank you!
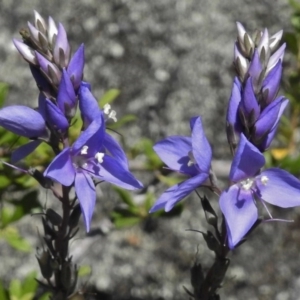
[227, 22, 287, 152]
[14, 11, 84, 119]
[36, 205, 81, 297]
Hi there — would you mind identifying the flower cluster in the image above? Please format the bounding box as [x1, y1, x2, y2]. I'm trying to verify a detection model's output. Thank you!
[150, 23, 300, 249]
[227, 23, 287, 153]
[0, 11, 142, 231]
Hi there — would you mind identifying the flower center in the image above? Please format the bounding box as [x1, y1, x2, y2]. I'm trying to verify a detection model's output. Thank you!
[95, 152, 105, 163]
[72, 145, 90, 168]
[240, 178, 254, 190]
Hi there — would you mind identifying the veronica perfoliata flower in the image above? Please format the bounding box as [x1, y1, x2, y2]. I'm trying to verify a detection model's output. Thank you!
[220, 134, 300, 249]
[150, 116, 212, 213]
[44, 114, 142, 231]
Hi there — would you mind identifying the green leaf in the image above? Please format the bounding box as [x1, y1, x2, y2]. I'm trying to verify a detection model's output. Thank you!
[1, 226, 31, 252]
[114, 216, 141, 228]
[291, 15, 300, 31]
[0, 175, 11, 189]
[11, 190, 40, 214]
[113, 187, 136, 208]
[155, 202, 184, 217]
[290, 0, 300, 11]
[9, 279, 22, 300]
[19, 293, 35, 300]
[111, 205, 140, 219]
[1, 207, 19, 227]
[0, 83, 8, 108]
[15, 175, 37, 188]
[38, 292, 52, 300]
[144, 192, 155, 211]
[6, 236, 31, 252]
[99, 89, 120, 107]
[156, 173, 184, 186]
[22, 272, 38, 296]
[0, 280, 8, 300]
[1, 191, 40, 227]
[280, 155, 300, 175]
[283, 32, 299, 55]
[109, 114, 137, 130]
[132, 138, 162, 170]
[0, 130, 18, 144]
[78, 265, 92, 277]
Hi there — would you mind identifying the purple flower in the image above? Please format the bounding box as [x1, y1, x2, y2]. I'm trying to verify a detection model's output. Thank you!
[226, 76, 288, 151]
[262, 60, 283, 106]
[67, 44, 85, 91]
[0, 92, 71, 162]
[0, 103, 48, 163]
[53, 23, 71, 68]
[13, 38, 37, 65]
[220, 134, 300, 249]
[57, 69, 77, 118]
[0, 105, 46, 138]
[150, 116, 212, 212]
[78, 82, 130, 171]
[44, 116, 142, 231]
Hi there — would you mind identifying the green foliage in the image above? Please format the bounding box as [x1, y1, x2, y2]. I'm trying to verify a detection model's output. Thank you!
[78, 265, 92, 277]
[0, 272, 49, 300]
[0, 83, 8, 108]
[0, 226, 31, 252]
[0, 190, 40, 252]
[108, 114, 137, 130]
[130, 138, 162, 170]
[111, 186, 183, 229]
[270, 2, 300, 175]
[99, 89, 120, 107]
[111, 187, 146, 228]
[0, 84, 46, 251]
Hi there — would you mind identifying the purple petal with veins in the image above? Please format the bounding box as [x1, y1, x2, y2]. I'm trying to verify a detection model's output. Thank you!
[67, 44, 85, 90]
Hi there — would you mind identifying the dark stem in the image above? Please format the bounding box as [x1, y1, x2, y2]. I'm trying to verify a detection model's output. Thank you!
[189, 192, 231, 300]
[52, 185, 72, 299]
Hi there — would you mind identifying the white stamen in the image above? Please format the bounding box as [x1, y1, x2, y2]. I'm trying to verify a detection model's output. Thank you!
[103, 103, 111, 114]
[261, 176, 269, 185]
[103, 103, 118, 122]
[108, 110, 117, 122]
[187, 150, 196, 167]
[187, 160, 194, 167]
[240, 178, 254, 191]
[95, 152, 105, 163]
[81, 145, 89, 155]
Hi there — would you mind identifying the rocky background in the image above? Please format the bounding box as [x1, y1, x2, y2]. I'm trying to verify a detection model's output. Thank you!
[1, 0, 299, 299]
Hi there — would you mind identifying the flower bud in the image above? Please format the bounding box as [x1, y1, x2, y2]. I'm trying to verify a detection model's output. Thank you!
[69, 204, 82, 229]
[13, 39, 37, 65]
[34, 10, 47, 34]
[35, 51, 62, 86]
[36, 248, 54, 279]
[269, 30, 283, 52]
[28, 168, 53, 188]
[54, 23, 71, 68]
[48, 16, 58, 47]
[46, 208, 62, 226]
